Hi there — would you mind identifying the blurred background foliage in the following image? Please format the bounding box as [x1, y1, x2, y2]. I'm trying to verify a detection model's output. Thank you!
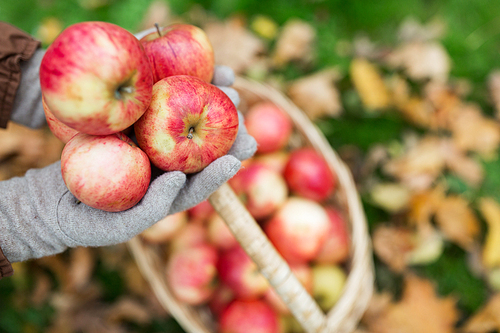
[2, 0, 500, 332]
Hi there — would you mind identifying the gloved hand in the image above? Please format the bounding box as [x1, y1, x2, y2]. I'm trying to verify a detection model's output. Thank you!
[0, 31, 257, 263]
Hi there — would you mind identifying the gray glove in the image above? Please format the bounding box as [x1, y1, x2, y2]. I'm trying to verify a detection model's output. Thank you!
[1, 41, 257, 263]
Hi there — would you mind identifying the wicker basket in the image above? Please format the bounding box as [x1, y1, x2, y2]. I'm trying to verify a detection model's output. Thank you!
[127, 76, 374, 333]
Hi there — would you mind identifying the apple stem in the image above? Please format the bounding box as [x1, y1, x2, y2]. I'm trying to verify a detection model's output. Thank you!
[155, 23, 161, 37]
[187, 127, 195, 139]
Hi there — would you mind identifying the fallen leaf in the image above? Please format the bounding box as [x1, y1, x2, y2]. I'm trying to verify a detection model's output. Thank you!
[441, 139, 484, 187]
[369, 182, 411, 213]
[407, 224, 445, 265]
[204, 17, 265, 74]
[396, 96, 435, 128]
[67, 247, 95, 293]
[106, 297, 152, 325]
[272, 19, 316, 67]
[251, 15, 278, 40]
[35, 17, 63, 45]
[350, 58, 391, 111]
[461, 293, 500, 333]
[449, 103, 500, 158]
[407, 185, 446, 227]
[477, 198, 500, 269]
[372, 225, 415, 273]
[368, 274, 459, 333]
[397, 17, 447, 43]
[287, 68, 343, 120]
[386, 41, 451, 82]
[435, 195, 481, 250]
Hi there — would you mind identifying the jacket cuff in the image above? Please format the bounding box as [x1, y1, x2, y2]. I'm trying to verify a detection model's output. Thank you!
[0, 22, 41, 128]
[0, 243, 13, 279]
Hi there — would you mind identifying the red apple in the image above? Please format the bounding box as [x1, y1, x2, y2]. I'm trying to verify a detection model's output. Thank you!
[264, 197, 330, 264]
[314, 207, 350, 265]
[245, 101, 293, 154]
[60, 132, 151, 212]
[187, 199, 215, 224]
[42, 95, 78, 143]
[228, 163, 288, 220]
[263, 263, 313, 315]
[283, 148, 336, 202]
[219, 299, 281, 333]
[140, 211, 188, 244]
[207, 213, 238, 250]
[217, 245, 269, 300]
[134, 75, 239, 174]
[40, 21, 153, 135]
[140, 23, 215, 83]
[166, 243, 218, 305]
[169, 222, 208, 253]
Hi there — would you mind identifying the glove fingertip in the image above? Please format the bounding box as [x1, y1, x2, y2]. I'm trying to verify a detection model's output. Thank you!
[212, 65, 235, 86]
[228, 134, 257, 161]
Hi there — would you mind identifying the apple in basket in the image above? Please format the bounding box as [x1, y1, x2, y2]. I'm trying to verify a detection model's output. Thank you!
[219, 299, 281, 333]
[140, 23, 215, 83]
[314, 206, 350, 265]
[311, 264, 347, 312]
[40, 21, 153, 135]
[60, 132, 151, 212]
[134, 75, 239, 174]
[264, 197, 330, 264]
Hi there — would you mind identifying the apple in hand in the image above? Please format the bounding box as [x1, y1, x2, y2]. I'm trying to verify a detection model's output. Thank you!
[140, 23, 215, 83]
[228, 163, 288, 220]
[40, 21, 153, 135]
[264, 197, 330, 264]
[166, 243, 218, 305]
[42, 95, 78, 143]
[219, 299, 281, 333]
[284, 148, 337, 202]
[60, 132, 151, 212]
[244, 101, 293, 154]
[134, 75, 239, 174]
[217, 245, 269, 300]
[314, 207, 350, 265]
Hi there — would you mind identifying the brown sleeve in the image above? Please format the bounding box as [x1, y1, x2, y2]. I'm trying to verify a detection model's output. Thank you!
[0, 243, 13, 279]
[0, 22, 41, 128]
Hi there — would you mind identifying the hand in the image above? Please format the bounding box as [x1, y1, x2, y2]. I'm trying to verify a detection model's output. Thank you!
[2, 60, 256, 263]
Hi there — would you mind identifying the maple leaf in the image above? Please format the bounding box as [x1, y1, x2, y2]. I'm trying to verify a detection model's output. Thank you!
[372, 225, 415, 273]
[368, 274, 459, 333]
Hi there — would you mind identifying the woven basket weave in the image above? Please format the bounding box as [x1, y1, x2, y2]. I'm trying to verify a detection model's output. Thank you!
[128, 76, 374, 333]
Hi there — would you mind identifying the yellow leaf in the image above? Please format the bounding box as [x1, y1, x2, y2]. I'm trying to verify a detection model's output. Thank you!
[478, 198, 500, 268]
[350, 58, 390, 111]
[251, 15, 278, 40]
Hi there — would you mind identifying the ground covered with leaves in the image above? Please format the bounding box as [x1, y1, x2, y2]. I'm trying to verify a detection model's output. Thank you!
[2, 1, 500, 332]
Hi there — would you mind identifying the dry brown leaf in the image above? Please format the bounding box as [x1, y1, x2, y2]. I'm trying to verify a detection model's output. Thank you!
[368, 274, 459, 333]
[435, 195, 480, 250]
[67, 247, 95, 292]
[272, 19, 316, 67]
[204, 17, 265, 74]
[397, 17, 446, 43]
[372, 225, 415, 272]
[449, 103, 500, 158]
[423, 81, 462, 130]
[441, 139, 484, 187]
[386, 41, 451, 82]
[397, 96, 435, 128]
[287, 68, 342, 120]
[383, 136, 446, 191]
[106, 297, 152, 325]
[461, 294, 500, 333]
[477, 198, 500, 269]
[407, 185, 446, 227]
[350, 58, 391, 111]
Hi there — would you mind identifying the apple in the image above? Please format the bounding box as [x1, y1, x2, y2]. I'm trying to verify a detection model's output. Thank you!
[244, 101, 293, 154]
[283, 148, 336, 202]
[228, 163, 288, 220]
[60, 132, 151, 212]
[263, 263, 313, 315]
[40, 21, 153, 135]
[169, 222, 208, 253]
[219, 299, 281, 333]
[264, 197, 330, 264]
[166, 243, 218, 305]
[217, 245, 269, 300]
[253, 150, 290, 174]
[134, 75, 239, 174]
[311, 264, 346, 312]
[140, 23, 215, 83]
[140, 211, 188, 244]
[314, 207, 350, 265]
[207, 213, 239, 250]
[187, 199, 215, 224]
[42, 95, 78, 143]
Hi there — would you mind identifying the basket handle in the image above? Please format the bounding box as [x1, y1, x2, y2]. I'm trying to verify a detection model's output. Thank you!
[209, 183, 328, 333]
